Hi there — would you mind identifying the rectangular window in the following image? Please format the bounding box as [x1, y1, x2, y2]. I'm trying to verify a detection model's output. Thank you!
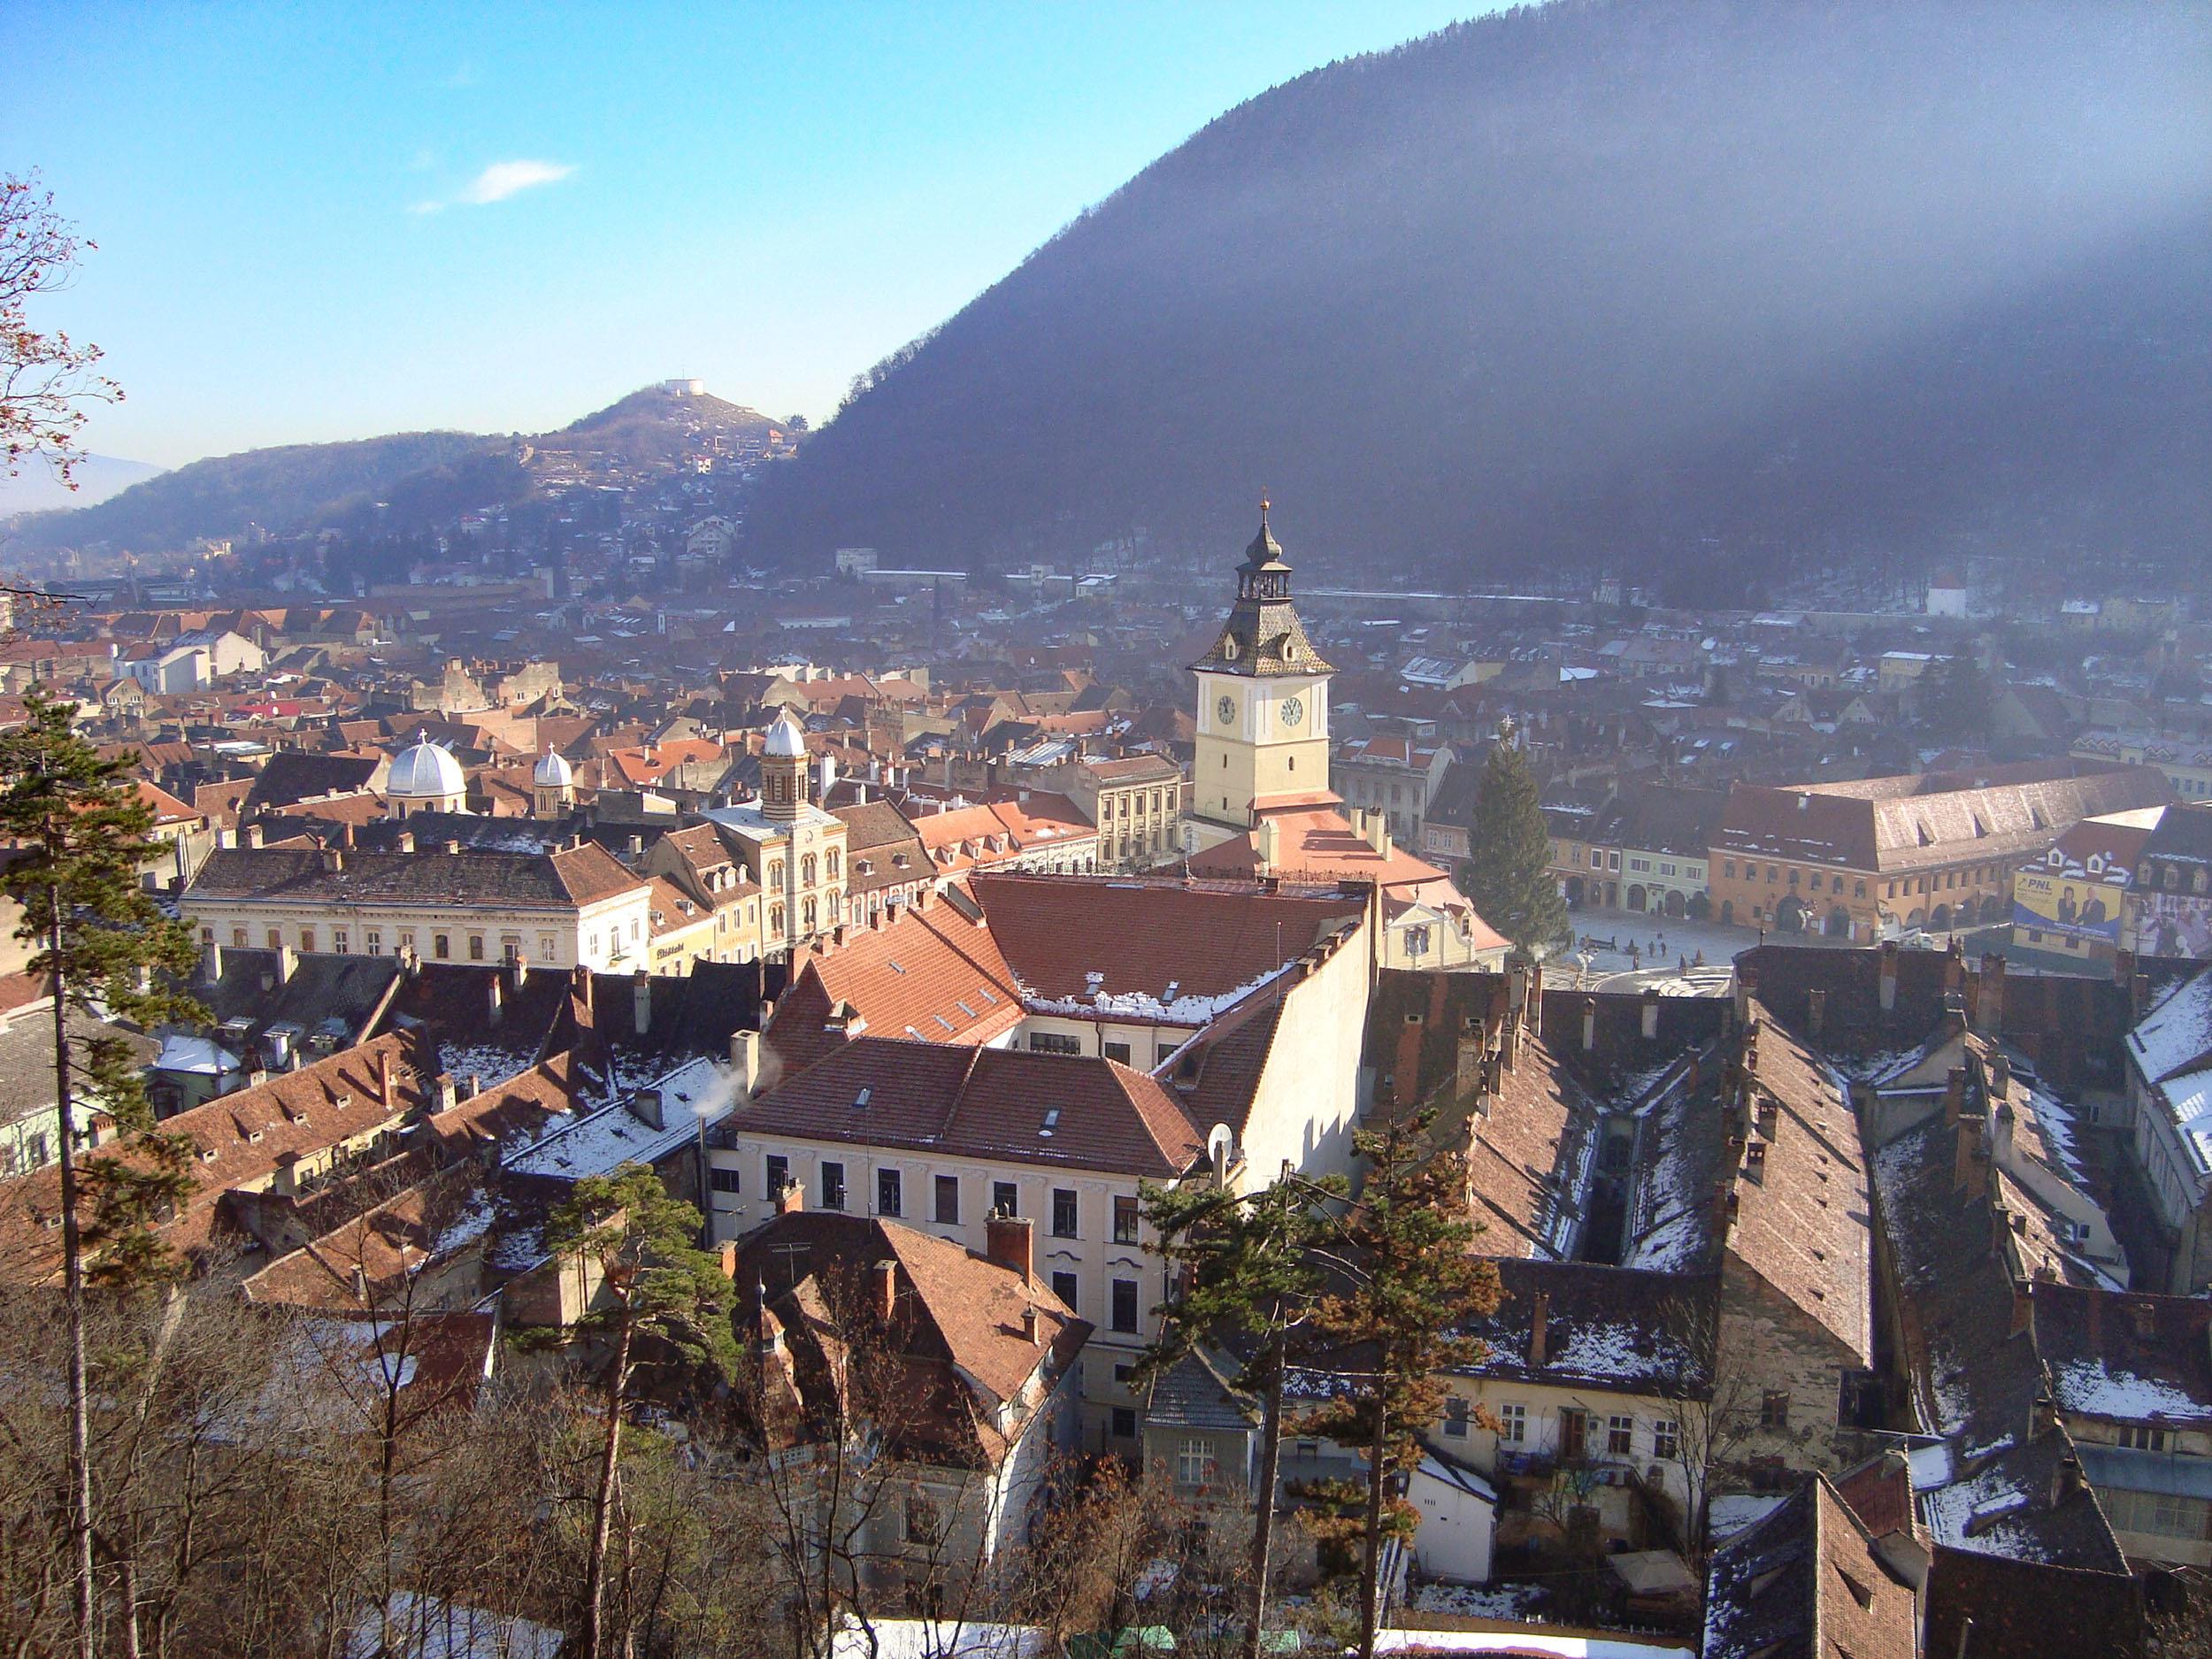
[434, 934, 450, 959]
[1052, 1187, 1079, 1238]
[1111, 1279, 1140, 1333]
[332, 929, 349, 954]
[1110, 1406, 1137, 1440]
[365, 930, 381, 955]
[1103, 1040, 1133, 1064]
[2120, 1425, 2170, 1452]
[1443, 1396, 1471, 1439]
[821, 1161, 846, 1211]
[1608, 1415, 1634, 1455]
[1760, 1392, 1791, 1430]
[469, 934, 486, 961]
[876, 1167, 902, 1217]
[1177, 1438, 1216, 1486]
[232, 928, 248, 948]
[709, 1168, 741, 1194]
[1652, 1418, 1680, 1460]
[903, 1494, 940, 1546]
[1030, 1031, 1082, 1056]
[766, 1153, 789, 1195]
[933, 1173, 960, 1225]
[993, 1179, 1018, 1217]
[1051, 1270, 1079, 1310]
[1113, 1194, 1140, 1244]
[1724, 860, 1736, 879]
[1560, 1408, 1590, 1456]
[299, 927, 316, 953]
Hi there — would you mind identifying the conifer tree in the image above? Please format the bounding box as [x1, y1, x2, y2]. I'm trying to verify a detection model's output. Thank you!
[545, 1162, 737, 1659]
[1294, 1110, 1499, 1659]
[1458, 721, 1568, 957]
[1139, 1167, 1346, 1659]
[0, 691, 203, 1659]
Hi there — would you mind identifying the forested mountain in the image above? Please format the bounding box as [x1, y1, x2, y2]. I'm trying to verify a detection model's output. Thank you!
[2, 388, 782, 553]
[745, 0, 2212, 593]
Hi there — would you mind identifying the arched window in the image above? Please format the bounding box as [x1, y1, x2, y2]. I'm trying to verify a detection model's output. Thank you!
[769, 903, 786, 935]
[802, 854, 818, 887]
[826, 849, 841, 879]
[768, 859, 785, 886]
[802, 896, 818, 933]
[826, 887, 841, 918]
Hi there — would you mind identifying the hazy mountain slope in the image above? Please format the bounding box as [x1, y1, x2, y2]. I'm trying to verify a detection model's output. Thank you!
[0, 455, 164, 519]
[4, 431, 500, 551]
[746, 0, 2212, 587]
[4, 385, 782, 553]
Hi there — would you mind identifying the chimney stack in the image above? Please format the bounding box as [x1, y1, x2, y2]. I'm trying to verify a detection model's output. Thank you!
[201, 938, 224, 986]
[2011, 1279, 2035, 1340]
[633, 968, 651, 1036]
[396, 829, 415, 854]
[245, 824, 264, 849]
[1640, 986, 1661, 1041]
[1582, 997, 1597, 1053]
[775, 1179, 804, 1215]
[2051, 1453, 2083, 1510]
[1527, 1288, 1550, 1369]
[986, 1212, 1033, 1287]
[730, 1029, 763, 1099]
[1020, 1306, 1040, 1345]
[1878, 940, 1899, 1012]
[433, 1072, 457, 1113]
[1806, 987, 1826, 1039]
[872, 1258, 897, 1325]
[319, 846, 344, 873]
[1944, 1065, 1968, 1127]
[1978, 954, 2007, 1037]
[487, 974, 503, 1021]
[1955, 1111, 1988, 1200]
[277, 944, 297, 986]
[1734, 965, 1758, 1029]
[1456, 1025, 1485, 1099]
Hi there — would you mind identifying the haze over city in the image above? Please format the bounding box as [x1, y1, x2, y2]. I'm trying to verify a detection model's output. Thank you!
[1, 5, 2209, 1658]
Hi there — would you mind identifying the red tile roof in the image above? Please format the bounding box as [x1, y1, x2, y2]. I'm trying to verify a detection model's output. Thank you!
[740, 1038, 1207, 1179]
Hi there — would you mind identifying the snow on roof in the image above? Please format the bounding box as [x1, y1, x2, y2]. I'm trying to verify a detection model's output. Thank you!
[2052, 1357, 2212, 1424]
[502, 1056, 735, 1181]
[1372, 1633, 1692, 1658]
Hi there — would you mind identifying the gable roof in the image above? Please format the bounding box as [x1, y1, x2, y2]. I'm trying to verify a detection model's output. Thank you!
[187, 842, 646, 911]
[735, 1038, 1207, 1179]
[1701, 1475, 1917, 1659]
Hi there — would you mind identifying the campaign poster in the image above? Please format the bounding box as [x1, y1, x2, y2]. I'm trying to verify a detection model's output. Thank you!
[2135, 890, 2212, 961]
[2012, 868, 2122, 946]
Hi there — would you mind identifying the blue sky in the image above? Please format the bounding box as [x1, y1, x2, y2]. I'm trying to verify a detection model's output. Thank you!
[4, 4, 1485, 469]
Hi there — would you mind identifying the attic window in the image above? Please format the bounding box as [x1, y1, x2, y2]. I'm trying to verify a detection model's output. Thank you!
[888, 959, 907, 974]
[852, 1087, 871, 1110]
[1039, 1109, 1060, 1138]
[956, 1000, 976, 1018]
[977, 987, 999, 1006]
[933, 1015, 954, 1032]
[1405, 1011, 1424, 1025]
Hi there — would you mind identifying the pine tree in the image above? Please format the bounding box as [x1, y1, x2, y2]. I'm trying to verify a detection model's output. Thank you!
[545, 1162, 737, 1659]
[0, 691, 203, 1659]
[1457, 722, 1569, 957]
[1138, 1168, 1346, 1659]
[1294, 1110, 1500, 1659]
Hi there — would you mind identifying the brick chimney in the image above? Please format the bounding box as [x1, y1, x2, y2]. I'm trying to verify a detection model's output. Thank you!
[319, 845, 345, 873]
[2051, 1452, 2083, 1510]
[433, 1072, 457, 1113]
[375, 1048, 396, 1110]
[872, 1259, 897, 1325]
[1020, 1306, 1040, 1345]
[1878, 941, 1899, 1012]
[1978, 954, 2006, 1037]
[775, 1179, 804, 1215]
[572, 963, 593, 1015]
[1806, 987, 1826, 1040]
[986, 1212, 1033, 1286]
[1954, 1111, 1988, 1200]
[1944, 1065, 1968, 1127]
[486, 973, 503, 1022]
[1527, 1288, 1550, 1368]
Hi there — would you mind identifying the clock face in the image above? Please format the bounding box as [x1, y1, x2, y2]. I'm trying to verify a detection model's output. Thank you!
[1280, 695, 1304, 727]
[1217, 695, 1237, 726]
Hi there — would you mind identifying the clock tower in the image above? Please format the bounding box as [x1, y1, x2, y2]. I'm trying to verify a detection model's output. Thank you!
[1186, 502, 1336, 854]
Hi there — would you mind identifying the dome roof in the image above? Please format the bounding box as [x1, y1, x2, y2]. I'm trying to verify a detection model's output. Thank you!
[763, 710, 808, 759]
[533, 747, 573, 787]
[388, 733, 465, 799]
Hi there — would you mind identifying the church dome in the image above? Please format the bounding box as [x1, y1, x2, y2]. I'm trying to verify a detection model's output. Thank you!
[388, 733, 465, 800]
[763, 710, 808, 759]
[533, 747, 573, 787]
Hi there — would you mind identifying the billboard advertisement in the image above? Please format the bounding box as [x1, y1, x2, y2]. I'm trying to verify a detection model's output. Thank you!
[2134, 890, 2212, 961]
[2012, 868, 2123, 947]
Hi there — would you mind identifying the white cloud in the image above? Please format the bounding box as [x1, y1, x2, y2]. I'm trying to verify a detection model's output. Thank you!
[458, 159, 575, 204]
